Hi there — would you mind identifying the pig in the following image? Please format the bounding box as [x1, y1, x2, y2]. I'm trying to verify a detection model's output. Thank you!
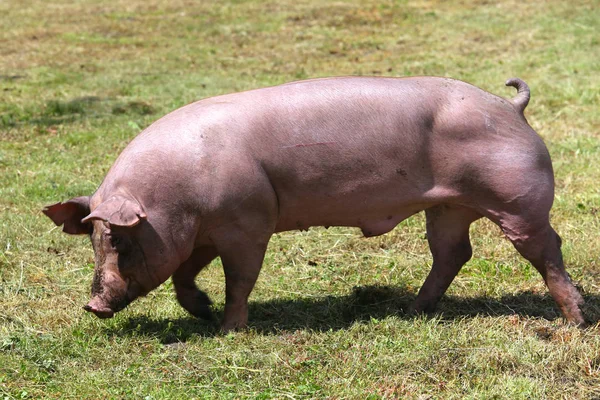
[43, 76, 586, 331]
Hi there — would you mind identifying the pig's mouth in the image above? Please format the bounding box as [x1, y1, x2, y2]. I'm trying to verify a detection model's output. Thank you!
[83, 296, 132, 319]
[83, 278, 143, 319]
[82, 303, 115, 319]
[83, 297, 134, 318]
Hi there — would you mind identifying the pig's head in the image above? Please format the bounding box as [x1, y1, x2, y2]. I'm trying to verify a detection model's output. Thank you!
[43, 194, 178, 318]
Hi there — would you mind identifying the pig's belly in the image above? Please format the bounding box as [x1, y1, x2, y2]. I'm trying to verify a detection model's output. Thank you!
[273, 183, 453, 237]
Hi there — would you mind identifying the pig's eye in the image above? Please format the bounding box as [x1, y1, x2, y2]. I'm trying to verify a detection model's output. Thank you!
[110, 235, 131, 254]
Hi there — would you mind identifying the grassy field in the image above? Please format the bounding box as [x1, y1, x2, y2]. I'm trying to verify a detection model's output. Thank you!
[1, 0, 599, 398]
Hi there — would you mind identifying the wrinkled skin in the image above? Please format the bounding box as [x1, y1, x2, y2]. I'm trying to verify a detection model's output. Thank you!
[43, 77, 587, 331]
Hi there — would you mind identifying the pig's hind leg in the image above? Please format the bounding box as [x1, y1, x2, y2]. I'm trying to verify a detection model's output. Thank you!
[492, 212, 586, 326]
[172, 246, 219, 320]
[478, 160, 586, 326]
[409, 205, 482, 314]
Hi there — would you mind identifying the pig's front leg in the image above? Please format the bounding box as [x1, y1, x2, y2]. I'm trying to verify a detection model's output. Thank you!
[172, 246, 218, 320]
[210, 225, 272, 332]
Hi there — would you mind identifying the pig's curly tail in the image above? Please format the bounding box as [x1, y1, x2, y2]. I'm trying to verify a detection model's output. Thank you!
[505, 78, 530, 114]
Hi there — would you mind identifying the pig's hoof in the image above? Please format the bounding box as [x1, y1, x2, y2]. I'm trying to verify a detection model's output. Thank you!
[406, 301, 436, 316]
[576, 321, 589, 329]
[190, 304, 214, 321]
[566, 316, 589, 329]
[179, 290, 214, 321]
[220, 321, 247, 333]
[561, 302, 588, 328]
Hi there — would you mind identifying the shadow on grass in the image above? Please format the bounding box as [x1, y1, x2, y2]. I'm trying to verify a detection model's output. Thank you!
[103, 285, 600, 344]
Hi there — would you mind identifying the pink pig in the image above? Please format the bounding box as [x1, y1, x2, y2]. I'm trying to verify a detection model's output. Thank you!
[44, 77, 586, 331]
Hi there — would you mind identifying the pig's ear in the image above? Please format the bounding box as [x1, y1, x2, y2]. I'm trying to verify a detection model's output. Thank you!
[43, 196, 92, 235]
[81, 195, 147, 228]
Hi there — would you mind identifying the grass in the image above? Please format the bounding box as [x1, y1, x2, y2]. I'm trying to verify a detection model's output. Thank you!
[1, 0, 599, 398]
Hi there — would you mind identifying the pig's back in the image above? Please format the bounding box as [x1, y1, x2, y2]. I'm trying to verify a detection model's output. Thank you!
[109, 77, 540, 233]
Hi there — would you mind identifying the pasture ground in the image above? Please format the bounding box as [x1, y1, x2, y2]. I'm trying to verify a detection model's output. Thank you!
[1, 0, 599, 398]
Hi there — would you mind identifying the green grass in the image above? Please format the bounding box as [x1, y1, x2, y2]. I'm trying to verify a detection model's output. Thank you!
[1, 0, 600, 398]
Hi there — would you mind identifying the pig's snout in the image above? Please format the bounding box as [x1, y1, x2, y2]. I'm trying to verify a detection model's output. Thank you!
[84, 275, 140, 319]
[85, 264, 143, 319]
[83, 300, 115, 319]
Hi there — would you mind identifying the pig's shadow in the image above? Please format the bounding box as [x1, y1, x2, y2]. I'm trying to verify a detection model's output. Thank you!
[103, 285, 600, 344]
